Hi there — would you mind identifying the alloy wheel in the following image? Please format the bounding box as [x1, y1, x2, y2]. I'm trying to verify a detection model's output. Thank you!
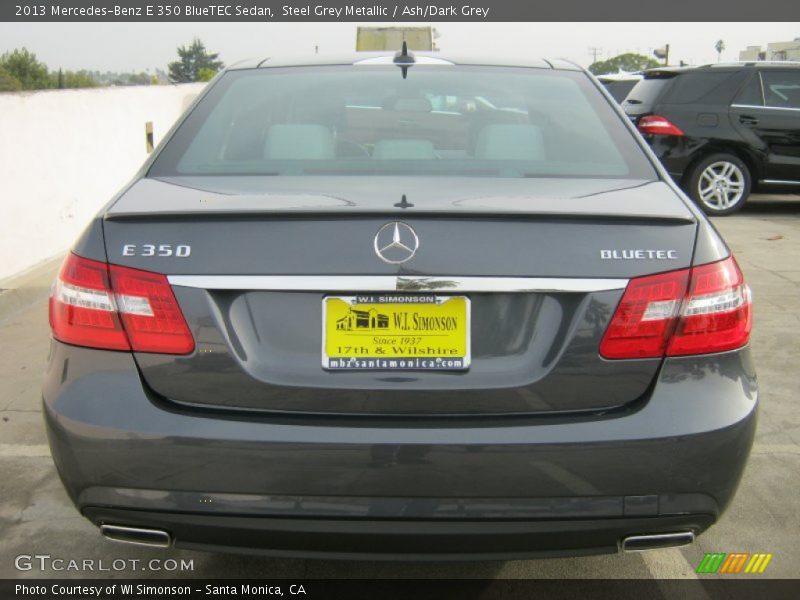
[697, 161, 746, 211]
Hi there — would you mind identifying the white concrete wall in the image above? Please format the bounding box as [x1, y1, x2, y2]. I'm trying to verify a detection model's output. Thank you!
[0, 83, 205, 281]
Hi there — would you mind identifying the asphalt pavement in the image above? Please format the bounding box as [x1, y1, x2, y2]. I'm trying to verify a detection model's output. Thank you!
[1, 195, 798, 581]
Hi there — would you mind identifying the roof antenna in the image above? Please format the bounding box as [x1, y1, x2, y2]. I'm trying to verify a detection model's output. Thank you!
[394, 194, 414, 209]
[394, 40, 415, 79]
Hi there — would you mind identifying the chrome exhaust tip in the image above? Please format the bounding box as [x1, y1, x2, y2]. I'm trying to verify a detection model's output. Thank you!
[621, 531, 695, 552]
[100, 524, 172, 548]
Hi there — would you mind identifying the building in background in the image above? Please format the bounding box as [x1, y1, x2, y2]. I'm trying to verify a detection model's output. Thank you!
[739, 38, 800, 61]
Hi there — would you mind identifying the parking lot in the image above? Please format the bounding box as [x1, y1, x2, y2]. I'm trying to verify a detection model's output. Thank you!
[1, 195, 798, 581]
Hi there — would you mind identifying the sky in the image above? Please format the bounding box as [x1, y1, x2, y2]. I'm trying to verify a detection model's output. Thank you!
[0, 22, 798, 73]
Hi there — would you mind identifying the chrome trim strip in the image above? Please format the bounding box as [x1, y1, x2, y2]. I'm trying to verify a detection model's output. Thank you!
[168, 275, 628, 293]
[731, 103, 800, 112]
[761, 179, 800, 185]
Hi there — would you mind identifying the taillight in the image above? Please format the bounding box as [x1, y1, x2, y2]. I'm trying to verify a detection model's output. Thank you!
[638, 115, 685, 137]
[49, 255, 130, 351]
[599, 268, 689, 359]
[109, 264, 196, 354]
[600, 257, 751, 360]
[49, 253, 194, 354]
[666, 258, 752, 356]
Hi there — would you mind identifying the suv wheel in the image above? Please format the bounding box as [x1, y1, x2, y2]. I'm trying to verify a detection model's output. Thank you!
[686, 153, 751, 216]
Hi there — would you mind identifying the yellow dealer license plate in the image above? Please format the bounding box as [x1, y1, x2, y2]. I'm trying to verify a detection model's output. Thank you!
[323, 295, 470, 370]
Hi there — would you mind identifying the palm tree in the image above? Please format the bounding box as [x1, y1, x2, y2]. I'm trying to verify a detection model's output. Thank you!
[715, 40, 726, 62]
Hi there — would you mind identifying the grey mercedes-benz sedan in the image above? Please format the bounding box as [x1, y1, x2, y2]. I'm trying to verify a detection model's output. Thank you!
[43, 50, 756, 559]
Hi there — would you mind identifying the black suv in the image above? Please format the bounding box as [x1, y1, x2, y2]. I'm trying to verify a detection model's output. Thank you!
[623, 62, 800, 215]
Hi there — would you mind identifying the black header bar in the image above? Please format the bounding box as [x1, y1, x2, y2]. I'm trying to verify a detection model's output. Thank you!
[3, 0, 800, 22]
[3, 579, 800, 600]
[0, 578, 797, 600]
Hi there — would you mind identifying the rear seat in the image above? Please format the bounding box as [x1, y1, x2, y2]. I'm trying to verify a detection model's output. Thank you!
[262, 122, 546, 163]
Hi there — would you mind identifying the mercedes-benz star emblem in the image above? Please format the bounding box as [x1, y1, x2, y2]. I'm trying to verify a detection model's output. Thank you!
[373, 222, 419, 265]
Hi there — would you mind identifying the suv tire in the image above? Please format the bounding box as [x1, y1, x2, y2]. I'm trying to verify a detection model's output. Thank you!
[686, 153, 751, 216]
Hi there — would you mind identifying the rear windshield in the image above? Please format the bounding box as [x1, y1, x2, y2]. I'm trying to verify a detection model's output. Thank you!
[601, 79, 640, 103]
[623, 76, 675, 108]
[149, 65, 655, 180]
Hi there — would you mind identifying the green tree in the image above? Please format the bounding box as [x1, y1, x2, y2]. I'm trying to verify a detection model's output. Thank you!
[126, 72, 152, 86]
[50, 69, 97, 89]
[65, 70, 98, 88]
[589, 53, 660, 76]
[168, 38, 223, 83]
[196, 67, 218, 82]
[0, 48, 51, 90]
[0, 66, 22, 92]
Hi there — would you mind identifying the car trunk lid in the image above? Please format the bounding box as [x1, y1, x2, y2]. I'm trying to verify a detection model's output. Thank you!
[103, 176, 696, 416]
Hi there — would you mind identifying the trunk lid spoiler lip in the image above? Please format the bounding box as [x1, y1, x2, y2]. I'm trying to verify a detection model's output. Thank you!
[104, 177, 697, 224]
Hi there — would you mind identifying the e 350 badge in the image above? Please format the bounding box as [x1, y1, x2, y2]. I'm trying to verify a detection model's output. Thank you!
[122, 244, 191, 258]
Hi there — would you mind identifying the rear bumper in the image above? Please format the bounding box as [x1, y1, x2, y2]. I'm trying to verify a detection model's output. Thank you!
[82, 508, 713, 560]
[43, 341, 758, 559]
